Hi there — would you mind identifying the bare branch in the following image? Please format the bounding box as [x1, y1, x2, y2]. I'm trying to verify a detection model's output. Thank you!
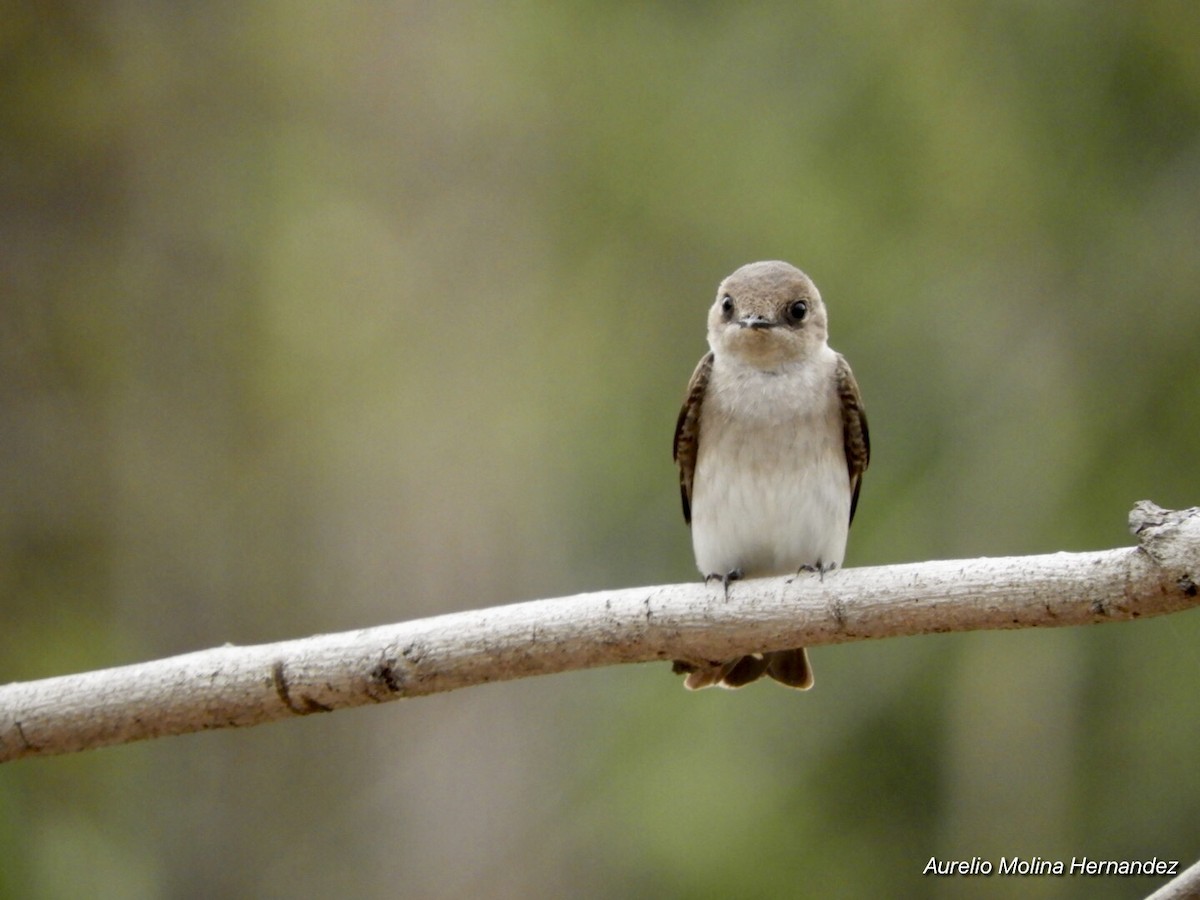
[1146, 857, 1200, 900]
[2, 501, 1198, 763]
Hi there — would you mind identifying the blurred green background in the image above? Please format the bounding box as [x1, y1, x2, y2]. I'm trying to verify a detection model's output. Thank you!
[3, 3, 1199, 898]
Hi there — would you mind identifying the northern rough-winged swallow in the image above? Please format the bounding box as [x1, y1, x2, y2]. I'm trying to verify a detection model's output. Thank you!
[672, 260, 870, 690]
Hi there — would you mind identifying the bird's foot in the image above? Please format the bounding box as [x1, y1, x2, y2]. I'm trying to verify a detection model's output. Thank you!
[795, 561, 837, 582]
[704, 568, 743, 599]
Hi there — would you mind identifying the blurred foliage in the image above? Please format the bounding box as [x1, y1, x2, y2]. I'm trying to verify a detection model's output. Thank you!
[2, 2, 1199, 898]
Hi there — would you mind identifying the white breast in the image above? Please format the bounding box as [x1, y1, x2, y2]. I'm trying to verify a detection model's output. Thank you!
[689, 349, 851, 578]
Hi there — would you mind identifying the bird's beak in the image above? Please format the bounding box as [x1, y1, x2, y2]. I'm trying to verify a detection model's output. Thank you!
[738, 315, 775, 330]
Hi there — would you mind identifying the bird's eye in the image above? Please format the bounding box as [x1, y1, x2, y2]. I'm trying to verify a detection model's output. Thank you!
[720, 295, 735, 320]
[787, 300, 808, 324]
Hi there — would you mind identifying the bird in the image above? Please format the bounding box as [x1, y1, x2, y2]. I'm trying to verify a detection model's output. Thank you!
[671, 260, 869, 690]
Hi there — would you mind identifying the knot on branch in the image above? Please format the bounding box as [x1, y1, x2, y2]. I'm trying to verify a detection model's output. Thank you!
[1129, 502, 1200, 594]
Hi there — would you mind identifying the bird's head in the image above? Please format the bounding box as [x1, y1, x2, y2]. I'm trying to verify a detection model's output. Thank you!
[706, 260, 828, 370]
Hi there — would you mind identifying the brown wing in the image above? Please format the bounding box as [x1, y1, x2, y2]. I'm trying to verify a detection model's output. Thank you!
[835, 353, 870, 526]
[672, 352, 713, 525]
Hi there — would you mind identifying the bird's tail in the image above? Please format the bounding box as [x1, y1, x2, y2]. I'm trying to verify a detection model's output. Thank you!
[672, 648, 813, 690]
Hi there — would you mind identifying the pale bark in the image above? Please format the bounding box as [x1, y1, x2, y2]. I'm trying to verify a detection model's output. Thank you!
[2, 501, 1198, 763]
[1145, 857, 1200, 900]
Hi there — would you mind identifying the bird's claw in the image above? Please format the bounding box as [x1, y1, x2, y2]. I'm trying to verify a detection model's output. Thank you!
[796, 561, 837, 582]
[704, 568, 743, 599]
